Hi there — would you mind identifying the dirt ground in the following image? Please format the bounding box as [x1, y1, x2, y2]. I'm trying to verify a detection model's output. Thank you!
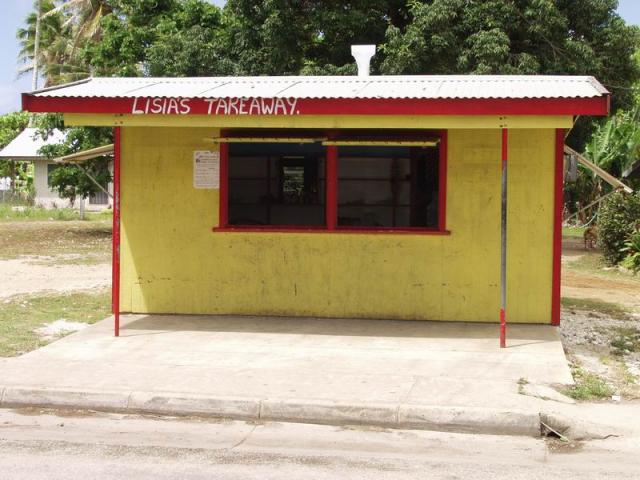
[560, 236, 640, 401]
[0, 221, 111, 299]
[0, 256, 110, 299]
[0, 221, 112, 356]
[562, 236, 640, 311]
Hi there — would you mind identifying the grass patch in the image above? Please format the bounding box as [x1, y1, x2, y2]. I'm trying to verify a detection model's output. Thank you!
[610, 327, 640, 356]
[564, 365, 614, 400]
[0, 290, 111, 357]
[0, 204, 112, 222]
[561, 297, 630, 319]
[564, 250, 640, 283]
[563, 226, 586, 238]
[0, 220, 111, 259]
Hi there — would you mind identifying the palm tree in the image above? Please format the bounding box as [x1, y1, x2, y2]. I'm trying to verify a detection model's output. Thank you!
[17, 0, 99, 87]
[43, 0, 111, 47]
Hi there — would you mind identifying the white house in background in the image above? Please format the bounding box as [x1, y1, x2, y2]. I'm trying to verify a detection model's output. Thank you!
[0, 128, 113, 209]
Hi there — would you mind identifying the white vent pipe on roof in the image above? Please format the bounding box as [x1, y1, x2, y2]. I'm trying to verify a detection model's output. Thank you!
[351, 45, 376, 77]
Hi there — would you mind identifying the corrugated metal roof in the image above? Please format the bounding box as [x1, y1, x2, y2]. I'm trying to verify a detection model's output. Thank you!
[0, 128, 66, 159]
[29, 75, 608, 100]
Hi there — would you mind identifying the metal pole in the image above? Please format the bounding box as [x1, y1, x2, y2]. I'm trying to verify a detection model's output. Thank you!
[500, 129, 508, 348]
[32, 0, 42, 91]
[112, 127, 121, 337]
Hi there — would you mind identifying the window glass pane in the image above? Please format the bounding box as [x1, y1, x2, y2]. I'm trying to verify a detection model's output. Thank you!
[337, 145, 439, 228]
[228, 142, 325, 226]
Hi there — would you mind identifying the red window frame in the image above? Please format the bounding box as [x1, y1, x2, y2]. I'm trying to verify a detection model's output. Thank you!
[215, 129, 449, 235]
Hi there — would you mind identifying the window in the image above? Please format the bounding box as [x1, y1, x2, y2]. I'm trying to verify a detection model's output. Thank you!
[337, 146, 439, 229]
[219, 130, 447, 234]
[228, 142, 325, 227]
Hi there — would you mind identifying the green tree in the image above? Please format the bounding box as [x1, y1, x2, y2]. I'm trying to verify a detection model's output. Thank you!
[81, 0, 186, 76]
[0, 112, 32, 190]
[584, 106, 640, 178]
[146, 0, 232, 76]
[221, 0, 409, 75]
[0, 112, 31, 151]
[17, 0, 92, 86]
[37, 123, 113, 206]
[45, 0, 112, 47]
[380, 0, 639, 148]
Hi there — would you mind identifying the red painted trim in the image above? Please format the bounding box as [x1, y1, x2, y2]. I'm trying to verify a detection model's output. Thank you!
[22, 94, 610, 116]
[500, 128, 508, 348]
[213, 226, 451, 235]
[438, 130, 448, 232]
[551, 129, 565, 326]
[219, 129, 449, 234]
[112, 127, 121, 337]
[219, 142, 229, 228]
[501, 129, 508, 163]
[326, 145, 338, 230]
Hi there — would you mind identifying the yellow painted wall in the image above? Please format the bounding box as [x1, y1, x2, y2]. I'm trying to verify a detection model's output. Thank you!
[120, 126, 555, 323]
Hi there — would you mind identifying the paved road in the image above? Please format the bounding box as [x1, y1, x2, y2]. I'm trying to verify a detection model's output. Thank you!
[0, 408, 638, 479]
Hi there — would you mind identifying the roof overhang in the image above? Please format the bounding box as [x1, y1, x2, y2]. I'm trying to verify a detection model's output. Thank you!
[22, 95, 610, 116]
[21, 75, 611, 117]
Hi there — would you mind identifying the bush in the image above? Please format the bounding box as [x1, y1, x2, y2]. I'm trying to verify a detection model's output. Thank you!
[597, 191, 640, 265]
[621, 231, 640, 273]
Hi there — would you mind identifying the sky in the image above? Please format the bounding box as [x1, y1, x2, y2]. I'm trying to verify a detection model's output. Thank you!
[0, 0, 638, 115]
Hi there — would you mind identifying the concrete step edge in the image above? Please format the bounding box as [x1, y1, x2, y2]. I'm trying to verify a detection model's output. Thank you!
[0, 385, 541, 436]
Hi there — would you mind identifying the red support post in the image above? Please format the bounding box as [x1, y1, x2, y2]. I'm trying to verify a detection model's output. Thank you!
[438, 130, 448, 232]
[500, 128, 508, 349]
[112, 127, 121, 337]
[219, 142, 229, 228]
[326, 145, 338, 230]
[551, 129, 565, 326]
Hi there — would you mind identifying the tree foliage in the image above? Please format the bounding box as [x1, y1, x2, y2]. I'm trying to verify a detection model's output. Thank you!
[37, 121, 113, 205]
[584, 106, 640, 178]
[598, 191, 640, 265]
[17, 1, 90, 86]
[0, 112, 31, 179]
[381, 1, 638, 109]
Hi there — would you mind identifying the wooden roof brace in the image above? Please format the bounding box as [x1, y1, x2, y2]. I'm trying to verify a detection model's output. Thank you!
[54, 143, 114, 164]
[564, 145, 633, 193]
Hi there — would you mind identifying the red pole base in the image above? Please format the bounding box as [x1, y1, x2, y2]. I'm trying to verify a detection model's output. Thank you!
[500, 308, 506, 348]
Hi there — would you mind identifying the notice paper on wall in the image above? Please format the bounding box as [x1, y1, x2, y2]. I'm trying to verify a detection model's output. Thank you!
[193, 150, 219, 189]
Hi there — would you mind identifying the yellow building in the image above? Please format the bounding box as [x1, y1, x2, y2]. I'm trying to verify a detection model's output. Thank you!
[22, 73, 609, 337]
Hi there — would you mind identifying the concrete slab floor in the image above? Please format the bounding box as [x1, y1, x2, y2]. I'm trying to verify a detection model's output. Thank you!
[0, 314, 572, 413]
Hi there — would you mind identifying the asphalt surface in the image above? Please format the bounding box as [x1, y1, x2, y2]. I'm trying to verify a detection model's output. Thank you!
[1, 408, 639, 479]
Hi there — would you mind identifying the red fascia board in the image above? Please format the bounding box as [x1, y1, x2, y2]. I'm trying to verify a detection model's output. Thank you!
[22, 94, 610, 116]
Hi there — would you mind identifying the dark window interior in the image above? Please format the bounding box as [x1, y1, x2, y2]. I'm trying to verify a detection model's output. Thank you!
[337, 145, 439, 228]
[228, 142, 325, 226]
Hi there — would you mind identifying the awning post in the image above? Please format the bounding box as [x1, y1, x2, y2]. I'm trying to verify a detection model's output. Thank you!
[112, 127, 121, 337]
[500, 129, 508, 348]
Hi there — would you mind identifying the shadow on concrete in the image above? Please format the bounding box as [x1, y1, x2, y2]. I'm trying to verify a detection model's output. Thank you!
[121, 313, 557, 345]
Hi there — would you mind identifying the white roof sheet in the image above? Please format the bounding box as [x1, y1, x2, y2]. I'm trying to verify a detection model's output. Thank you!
[29, 75, 608, 100]
[0, 128, 66, 159]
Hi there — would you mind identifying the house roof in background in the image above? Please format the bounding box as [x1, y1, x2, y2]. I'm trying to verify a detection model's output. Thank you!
[0, 128, 66, 160]
[26, 75, 609, 100]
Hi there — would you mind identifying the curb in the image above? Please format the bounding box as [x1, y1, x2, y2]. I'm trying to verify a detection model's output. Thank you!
[0, 385, 542, 437]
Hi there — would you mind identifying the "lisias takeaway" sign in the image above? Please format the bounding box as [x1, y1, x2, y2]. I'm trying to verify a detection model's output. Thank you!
[131, 97, 301, 116]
